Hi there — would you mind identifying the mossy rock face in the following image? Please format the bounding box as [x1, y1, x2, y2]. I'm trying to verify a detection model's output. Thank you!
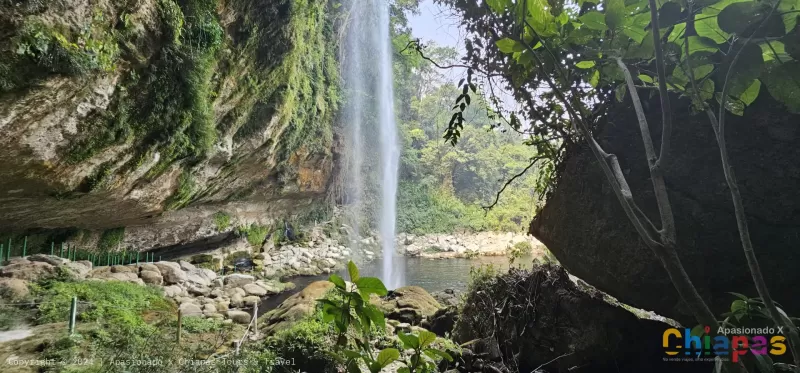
[190, 254, 214, 264]
[372, 286, 442, 325]
[260, 280, 333, 334]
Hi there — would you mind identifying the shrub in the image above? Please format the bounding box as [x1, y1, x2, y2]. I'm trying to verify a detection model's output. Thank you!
[213, 211, 231, 231]
[237, 224, 269, 247]
[265, 317, 337, 373]
[180, 317, 227, 334]
[34, 280, 172, 326]
[98, 227, 125, 251]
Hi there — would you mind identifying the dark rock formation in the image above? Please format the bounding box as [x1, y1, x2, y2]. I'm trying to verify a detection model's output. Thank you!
[530, 96, 800, 323]
[455, 264, 708, 373]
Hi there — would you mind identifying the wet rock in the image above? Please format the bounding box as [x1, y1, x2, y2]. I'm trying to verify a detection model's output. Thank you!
[260, 281, 333, 333]
[224, 274, 254, 287]
[373, 286, 442, 325]
[243, 283, 267, 296]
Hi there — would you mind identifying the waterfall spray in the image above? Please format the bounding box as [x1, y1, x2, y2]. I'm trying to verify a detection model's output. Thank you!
[375, 0, 403, 289]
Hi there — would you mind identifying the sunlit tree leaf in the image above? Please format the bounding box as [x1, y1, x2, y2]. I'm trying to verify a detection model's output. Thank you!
[580, 11, 608, 30]
[576, 60, 596, 69]
[739, 79, 761, 106]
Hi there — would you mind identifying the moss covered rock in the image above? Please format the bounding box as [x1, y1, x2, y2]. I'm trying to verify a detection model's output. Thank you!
[372, 286, 442, 325]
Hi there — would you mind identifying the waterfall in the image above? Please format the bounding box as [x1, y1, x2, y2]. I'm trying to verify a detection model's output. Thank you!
[343, 0, 403, 289]
[375, 0, 403, 289]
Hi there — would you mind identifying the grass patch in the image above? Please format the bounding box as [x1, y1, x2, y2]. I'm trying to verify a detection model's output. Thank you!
[237, 223, 269, 247]
[33, 280, 172, 325]
[264, 316, 337, 373]
[213, 211, 232, 231]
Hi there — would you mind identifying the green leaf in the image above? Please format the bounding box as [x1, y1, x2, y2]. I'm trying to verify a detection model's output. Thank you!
[728, 291, 750, 302]
[716, 93, 745, 116]
[739, 79, 761, 105]
[528, 0, 556, 36]
[760, 41, 791, 62]
[731, 299, 747, 313]
[605, 0, 626, 30]
[626, 29, 655, 59]
[721, 43, 763, 97]
[363, 304, 386, 330]
[658, 2, 683, 27]
[397, 368, 411, 373]
[398, 331, 420, 349]
[589, 69, 600, 87]
[496, 38, 523, 53]
[329, 273, 346, 289]
[580, 11, 608, 30]
[615, 83, 627, 102]
[762, 61, 800, 113]
[343, 349, 363, 359]
[576, 60, 596, 69]
[718, 2, 767, 35]
[376, 348, 400, 368]
[347, 261, 360, 282]
[699, 78, 715, 101]
[346, 360, 361, 373]
[779, 0, 800, 33]
[638, 74, 654, 83]
[686, 36, 718, 56]
[486, 0, 508, 13]
[424, 348, 454, 362]
[418, 330, 437, 348]
[557, 11, 569, 25]
[752, 353, 776, 373]
[623, 12, 652, 43]
[695, 0, 750, 43]
[355, 277, 388, 298]
[690, 324, 706, 337]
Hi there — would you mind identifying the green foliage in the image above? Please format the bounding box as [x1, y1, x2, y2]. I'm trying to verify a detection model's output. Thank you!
[98, 227, 125, 251]
[34, 280, 172, 325]
[508, 241, 533, 264]
[1, 13, 119, 92]
[265, 316, 338, 373]
[165, 171, 197, 210]
[319, 261, 452, 373]
[213, 211, 232, 231]
[237, 223, 269, 247]
[180, 316, 227, 334]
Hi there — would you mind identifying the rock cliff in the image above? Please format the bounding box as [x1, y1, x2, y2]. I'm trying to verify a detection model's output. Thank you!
[530, 95, 800, 323]
[0, 0, 342, 250]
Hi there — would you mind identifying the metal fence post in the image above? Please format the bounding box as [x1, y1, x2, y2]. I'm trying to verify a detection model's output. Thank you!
[22, 236, 27, 257]
[68, 296, 77, 335]
[253, 302, 259, 338]
[177, 309, 183, 345]
[50, 242, 54, 256]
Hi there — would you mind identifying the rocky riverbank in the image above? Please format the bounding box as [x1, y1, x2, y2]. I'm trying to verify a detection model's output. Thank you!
[0, 254, 295, 324]
[397, 231, 545, 259]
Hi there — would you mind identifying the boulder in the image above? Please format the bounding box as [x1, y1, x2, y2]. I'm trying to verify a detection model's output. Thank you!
[227, 310, 252, 324]
[225, 287, 246, 297]
[216, 300, 230, 312]
[139, 263, 160, 273]
[224, 274, 254, 287]
[163, 285, 184, 298]
[185, 271, 210, 287]
[187, 284, 211, 296]
[110, 265, 136, 273]
[455, 264, 707, 373]
[203, 303, 217, 314]
[179, 261, 196, 272]
[260, 281, 333, 333]
[179, 303, 203, 317]
[27, 254, 69, 267]
[154, 262, 187, 285]
[64, 261, 91, 278]
[242, 295, 260, 306]
[421, 307, 458, 337]
[0, 261, 56, 281]
[229, 293, 244, 308]
[139, 270, 163, 285]
[530, 98, 800, 322]
[431, 288, 461, 308]
[242, 283, 267, 296]
[0, 278, 30, 300]
[372, 286, 442, 325]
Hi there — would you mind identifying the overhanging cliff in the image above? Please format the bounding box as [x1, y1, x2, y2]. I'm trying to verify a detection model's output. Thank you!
[0, 0, 342, 248]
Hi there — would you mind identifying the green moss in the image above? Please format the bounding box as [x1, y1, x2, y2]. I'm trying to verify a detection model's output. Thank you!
[265, 316, 338, 373]
[237, 223, 269, 247]
[164, 171, 197, 210]
[98, 227, 125, 250]
[0, 13, 119, 92]
[232, 0, 341, 161]
[213, 211, 232, 231]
